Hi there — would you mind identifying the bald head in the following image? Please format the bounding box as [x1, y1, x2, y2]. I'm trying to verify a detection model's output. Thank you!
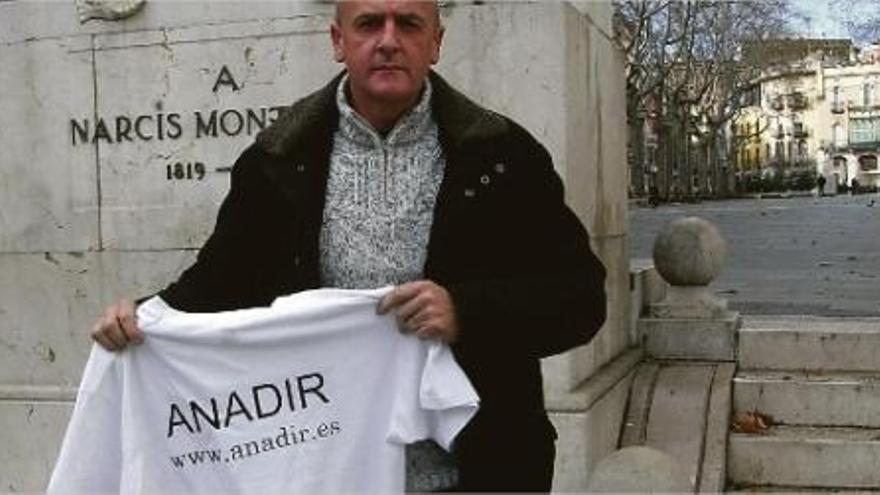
[335, 0, 441, 29]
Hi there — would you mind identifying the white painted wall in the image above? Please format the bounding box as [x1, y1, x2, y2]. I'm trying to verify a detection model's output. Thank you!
[0, 1, 628, 491]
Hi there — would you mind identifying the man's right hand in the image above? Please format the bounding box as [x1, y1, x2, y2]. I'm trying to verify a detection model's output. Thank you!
[91, 299, 143, 351]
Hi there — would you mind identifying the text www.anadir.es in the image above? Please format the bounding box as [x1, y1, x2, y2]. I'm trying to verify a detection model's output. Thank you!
[169, 421, 341, 469]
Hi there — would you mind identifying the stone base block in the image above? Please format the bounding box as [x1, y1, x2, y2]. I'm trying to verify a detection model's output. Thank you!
[640, 314, 741, 361]
[649, 285, 732, 319]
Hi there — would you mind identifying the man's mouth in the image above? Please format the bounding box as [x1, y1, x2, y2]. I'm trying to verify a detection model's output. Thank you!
[373, 65, 405, 72]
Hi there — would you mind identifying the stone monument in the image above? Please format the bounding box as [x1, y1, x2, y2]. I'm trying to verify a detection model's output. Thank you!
[0, 2, 629, 491]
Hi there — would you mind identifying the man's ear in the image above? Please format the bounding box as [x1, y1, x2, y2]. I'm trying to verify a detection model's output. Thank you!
[431, 26, 445, 65]
[330, 22, 345, 63]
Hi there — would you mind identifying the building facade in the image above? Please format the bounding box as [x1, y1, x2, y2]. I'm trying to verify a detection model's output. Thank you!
[735, 57, 880, 192]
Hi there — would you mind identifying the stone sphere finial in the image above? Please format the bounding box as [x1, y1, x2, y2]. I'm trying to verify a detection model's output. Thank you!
[587, 446, 691, 493]
[652, 217, 727, 287]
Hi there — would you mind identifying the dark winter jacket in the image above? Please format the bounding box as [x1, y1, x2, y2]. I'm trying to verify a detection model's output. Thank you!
[159, 71, 606, 489]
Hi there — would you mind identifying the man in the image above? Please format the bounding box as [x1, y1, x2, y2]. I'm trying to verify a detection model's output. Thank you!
[92, 0, 606, 491]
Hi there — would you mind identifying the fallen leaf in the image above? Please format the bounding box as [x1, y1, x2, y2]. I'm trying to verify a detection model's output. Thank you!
[732, 410, 773, 434]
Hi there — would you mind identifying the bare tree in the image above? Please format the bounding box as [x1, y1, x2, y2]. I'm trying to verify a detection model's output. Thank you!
[614, 0, 797, 201]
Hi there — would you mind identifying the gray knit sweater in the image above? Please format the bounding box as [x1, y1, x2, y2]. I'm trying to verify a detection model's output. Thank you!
[319, 77, 458, 491]
[320, 76, 444, 290]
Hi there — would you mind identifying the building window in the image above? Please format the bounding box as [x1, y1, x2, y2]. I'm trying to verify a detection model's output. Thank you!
[775, 140, 784, 160]
[831, 86, 845, 113]
[798, 140, 808, 162]
[864, 82, 874, 107]
[850, 118, 879, 144]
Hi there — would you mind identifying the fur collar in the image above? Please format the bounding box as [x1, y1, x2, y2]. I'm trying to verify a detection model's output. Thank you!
[255, 70, 509, 158]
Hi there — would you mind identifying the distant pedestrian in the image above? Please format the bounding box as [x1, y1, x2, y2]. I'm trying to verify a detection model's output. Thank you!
[648, 185, 659, 207]
[852, 178, 861, 195]
[817, 175, 826, 197]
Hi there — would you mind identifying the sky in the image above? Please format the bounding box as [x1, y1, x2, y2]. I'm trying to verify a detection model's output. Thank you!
[792, 0, 876, 42]
[794, 0, 847, 38]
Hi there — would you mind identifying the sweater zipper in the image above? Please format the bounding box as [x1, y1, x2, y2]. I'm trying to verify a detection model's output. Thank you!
[382, 145, 389, 202]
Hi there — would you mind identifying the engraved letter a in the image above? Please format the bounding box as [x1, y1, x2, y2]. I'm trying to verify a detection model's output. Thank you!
[213, 65, 241, 93]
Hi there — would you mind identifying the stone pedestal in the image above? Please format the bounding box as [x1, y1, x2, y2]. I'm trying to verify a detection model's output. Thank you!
[642, 217, 740, 361]
[617, 217, 738, 492]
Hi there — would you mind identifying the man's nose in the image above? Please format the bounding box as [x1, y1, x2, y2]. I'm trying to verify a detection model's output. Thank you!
[377, 19, 401, 52]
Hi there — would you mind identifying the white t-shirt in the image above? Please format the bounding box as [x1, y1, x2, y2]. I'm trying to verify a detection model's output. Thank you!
[48, 288, 479, 495]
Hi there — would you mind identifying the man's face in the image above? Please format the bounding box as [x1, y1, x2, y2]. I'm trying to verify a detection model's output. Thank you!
[331, 1, 444, 108]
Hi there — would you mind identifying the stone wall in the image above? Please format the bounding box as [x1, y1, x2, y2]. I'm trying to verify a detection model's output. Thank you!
[0, 1, 628, 491]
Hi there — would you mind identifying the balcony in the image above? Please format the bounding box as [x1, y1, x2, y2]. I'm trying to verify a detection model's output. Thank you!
[793, 125, 809, 138]
[848, 101, 880, 112]
[831, 101, 846, 114]
[848, 140, 880, 151]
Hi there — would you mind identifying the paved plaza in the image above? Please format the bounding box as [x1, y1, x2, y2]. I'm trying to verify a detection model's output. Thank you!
[629, 194, 880, 316]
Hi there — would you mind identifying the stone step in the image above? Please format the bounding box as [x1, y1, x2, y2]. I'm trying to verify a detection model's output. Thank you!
[734, 370, 880, 427]
[739, 316, 880, 371]
[728, 425, 880, 489]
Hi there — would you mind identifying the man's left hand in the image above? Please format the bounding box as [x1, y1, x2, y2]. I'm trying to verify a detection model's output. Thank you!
[377, 281, 459, 343]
